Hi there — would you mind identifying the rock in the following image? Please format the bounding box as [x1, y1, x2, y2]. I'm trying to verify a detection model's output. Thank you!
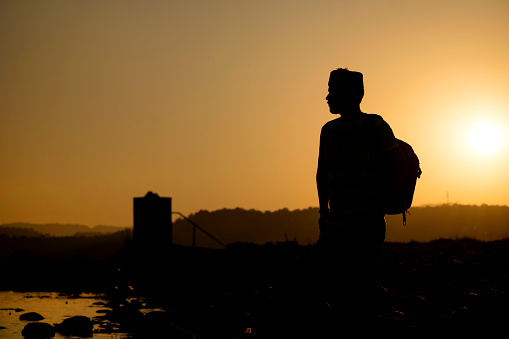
[54, 316, 93, 337]
[136, 311, 195, 338]
[0, 308, 24, 312]
[19, 312, 44, 321]
[21, 322, 55, 338]
[105, 305, 143, 329]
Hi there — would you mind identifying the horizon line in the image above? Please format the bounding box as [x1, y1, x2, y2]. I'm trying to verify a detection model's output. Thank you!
[2, 202, 509, 228]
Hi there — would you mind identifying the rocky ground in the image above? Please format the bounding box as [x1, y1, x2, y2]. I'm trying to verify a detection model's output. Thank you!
[2, 238, 509, 338]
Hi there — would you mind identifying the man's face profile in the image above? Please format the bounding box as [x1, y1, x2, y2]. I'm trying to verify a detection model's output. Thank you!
[326, 85, 345, 114]
[326, 82, 352, 114]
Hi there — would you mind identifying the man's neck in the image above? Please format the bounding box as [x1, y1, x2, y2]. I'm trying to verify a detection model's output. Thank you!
[339, 108, 363, 122]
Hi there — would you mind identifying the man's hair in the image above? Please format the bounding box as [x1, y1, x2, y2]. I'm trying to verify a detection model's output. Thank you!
[328, 68, 364, 104]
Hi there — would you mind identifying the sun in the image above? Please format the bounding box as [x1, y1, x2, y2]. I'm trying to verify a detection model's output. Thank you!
[468, 121, 505, 156]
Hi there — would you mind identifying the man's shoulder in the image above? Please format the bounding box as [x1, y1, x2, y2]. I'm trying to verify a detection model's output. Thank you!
[364, 113, 396, 133]
[320, 117, 342, 133]
[365, 113, 398, 151]
[320, 113, 392, 134]
[364, 113, 384, 125]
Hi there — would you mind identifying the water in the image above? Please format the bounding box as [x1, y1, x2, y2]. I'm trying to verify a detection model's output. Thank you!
[0, 291, 130, 339]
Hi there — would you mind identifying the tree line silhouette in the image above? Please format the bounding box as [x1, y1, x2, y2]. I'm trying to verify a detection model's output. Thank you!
[173, 204, 509, 247]
[2, 204, 508, 253]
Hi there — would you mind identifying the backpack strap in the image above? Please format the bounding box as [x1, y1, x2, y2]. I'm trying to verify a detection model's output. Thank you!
[363, 114, 409, 226]
[362, 113, 384, 166]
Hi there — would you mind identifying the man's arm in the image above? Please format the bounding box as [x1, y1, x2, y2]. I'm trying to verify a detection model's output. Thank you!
[316, 154, 329, 214]
[316, 130, 329, 214]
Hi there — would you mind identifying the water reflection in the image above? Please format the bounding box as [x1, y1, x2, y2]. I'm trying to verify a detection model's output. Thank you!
[0, 291, 130, 339]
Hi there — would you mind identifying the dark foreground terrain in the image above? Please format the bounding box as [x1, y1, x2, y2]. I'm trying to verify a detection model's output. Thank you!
[1, 238, 508, 337]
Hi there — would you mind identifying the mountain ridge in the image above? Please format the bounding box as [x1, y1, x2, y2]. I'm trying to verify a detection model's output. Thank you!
[173, 204, 509, 247]
[3, 204, 509, 246]
[0, 223, 127, 237]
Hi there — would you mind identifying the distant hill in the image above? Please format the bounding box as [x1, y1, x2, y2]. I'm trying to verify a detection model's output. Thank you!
[173, 207, 318, 248]
[0, 223, 127, 237]
[4, 204, 509, 248]
[0, 229, 132, 260]
[385, 204, 509, 242]
[173, 205, 509, 248]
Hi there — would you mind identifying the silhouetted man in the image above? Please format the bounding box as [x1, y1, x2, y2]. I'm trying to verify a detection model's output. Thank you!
[315, 68, 408, 334]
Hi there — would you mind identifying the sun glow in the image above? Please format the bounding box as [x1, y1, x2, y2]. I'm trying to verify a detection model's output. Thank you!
[468, 121, 505, 156]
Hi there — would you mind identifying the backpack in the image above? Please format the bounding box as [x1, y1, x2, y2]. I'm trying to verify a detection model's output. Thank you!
[364, 114, 422, 224]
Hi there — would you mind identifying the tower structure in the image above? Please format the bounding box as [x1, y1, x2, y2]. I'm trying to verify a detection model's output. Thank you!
[133, 191, 172, 251]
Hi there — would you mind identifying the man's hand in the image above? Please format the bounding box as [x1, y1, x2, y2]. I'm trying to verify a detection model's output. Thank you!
[318, 210, 330, 233]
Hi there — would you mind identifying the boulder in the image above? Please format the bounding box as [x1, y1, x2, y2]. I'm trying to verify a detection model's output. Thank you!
[105, 305, 143, 328]
[21, 322, 55, 338]
[137, 311, 195, 338]
[19, 312, 44, 321]
[54, 316, 93, 337]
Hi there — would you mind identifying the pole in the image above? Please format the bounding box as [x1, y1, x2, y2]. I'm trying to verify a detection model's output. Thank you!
[172, 212, 225, 248]
[192, 224, 196, 248]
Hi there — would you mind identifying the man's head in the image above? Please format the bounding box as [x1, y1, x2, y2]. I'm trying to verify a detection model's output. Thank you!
[326, 68, 364, 115]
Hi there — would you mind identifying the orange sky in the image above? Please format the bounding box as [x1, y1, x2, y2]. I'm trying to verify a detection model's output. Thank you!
[1, 0, 509, 226]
